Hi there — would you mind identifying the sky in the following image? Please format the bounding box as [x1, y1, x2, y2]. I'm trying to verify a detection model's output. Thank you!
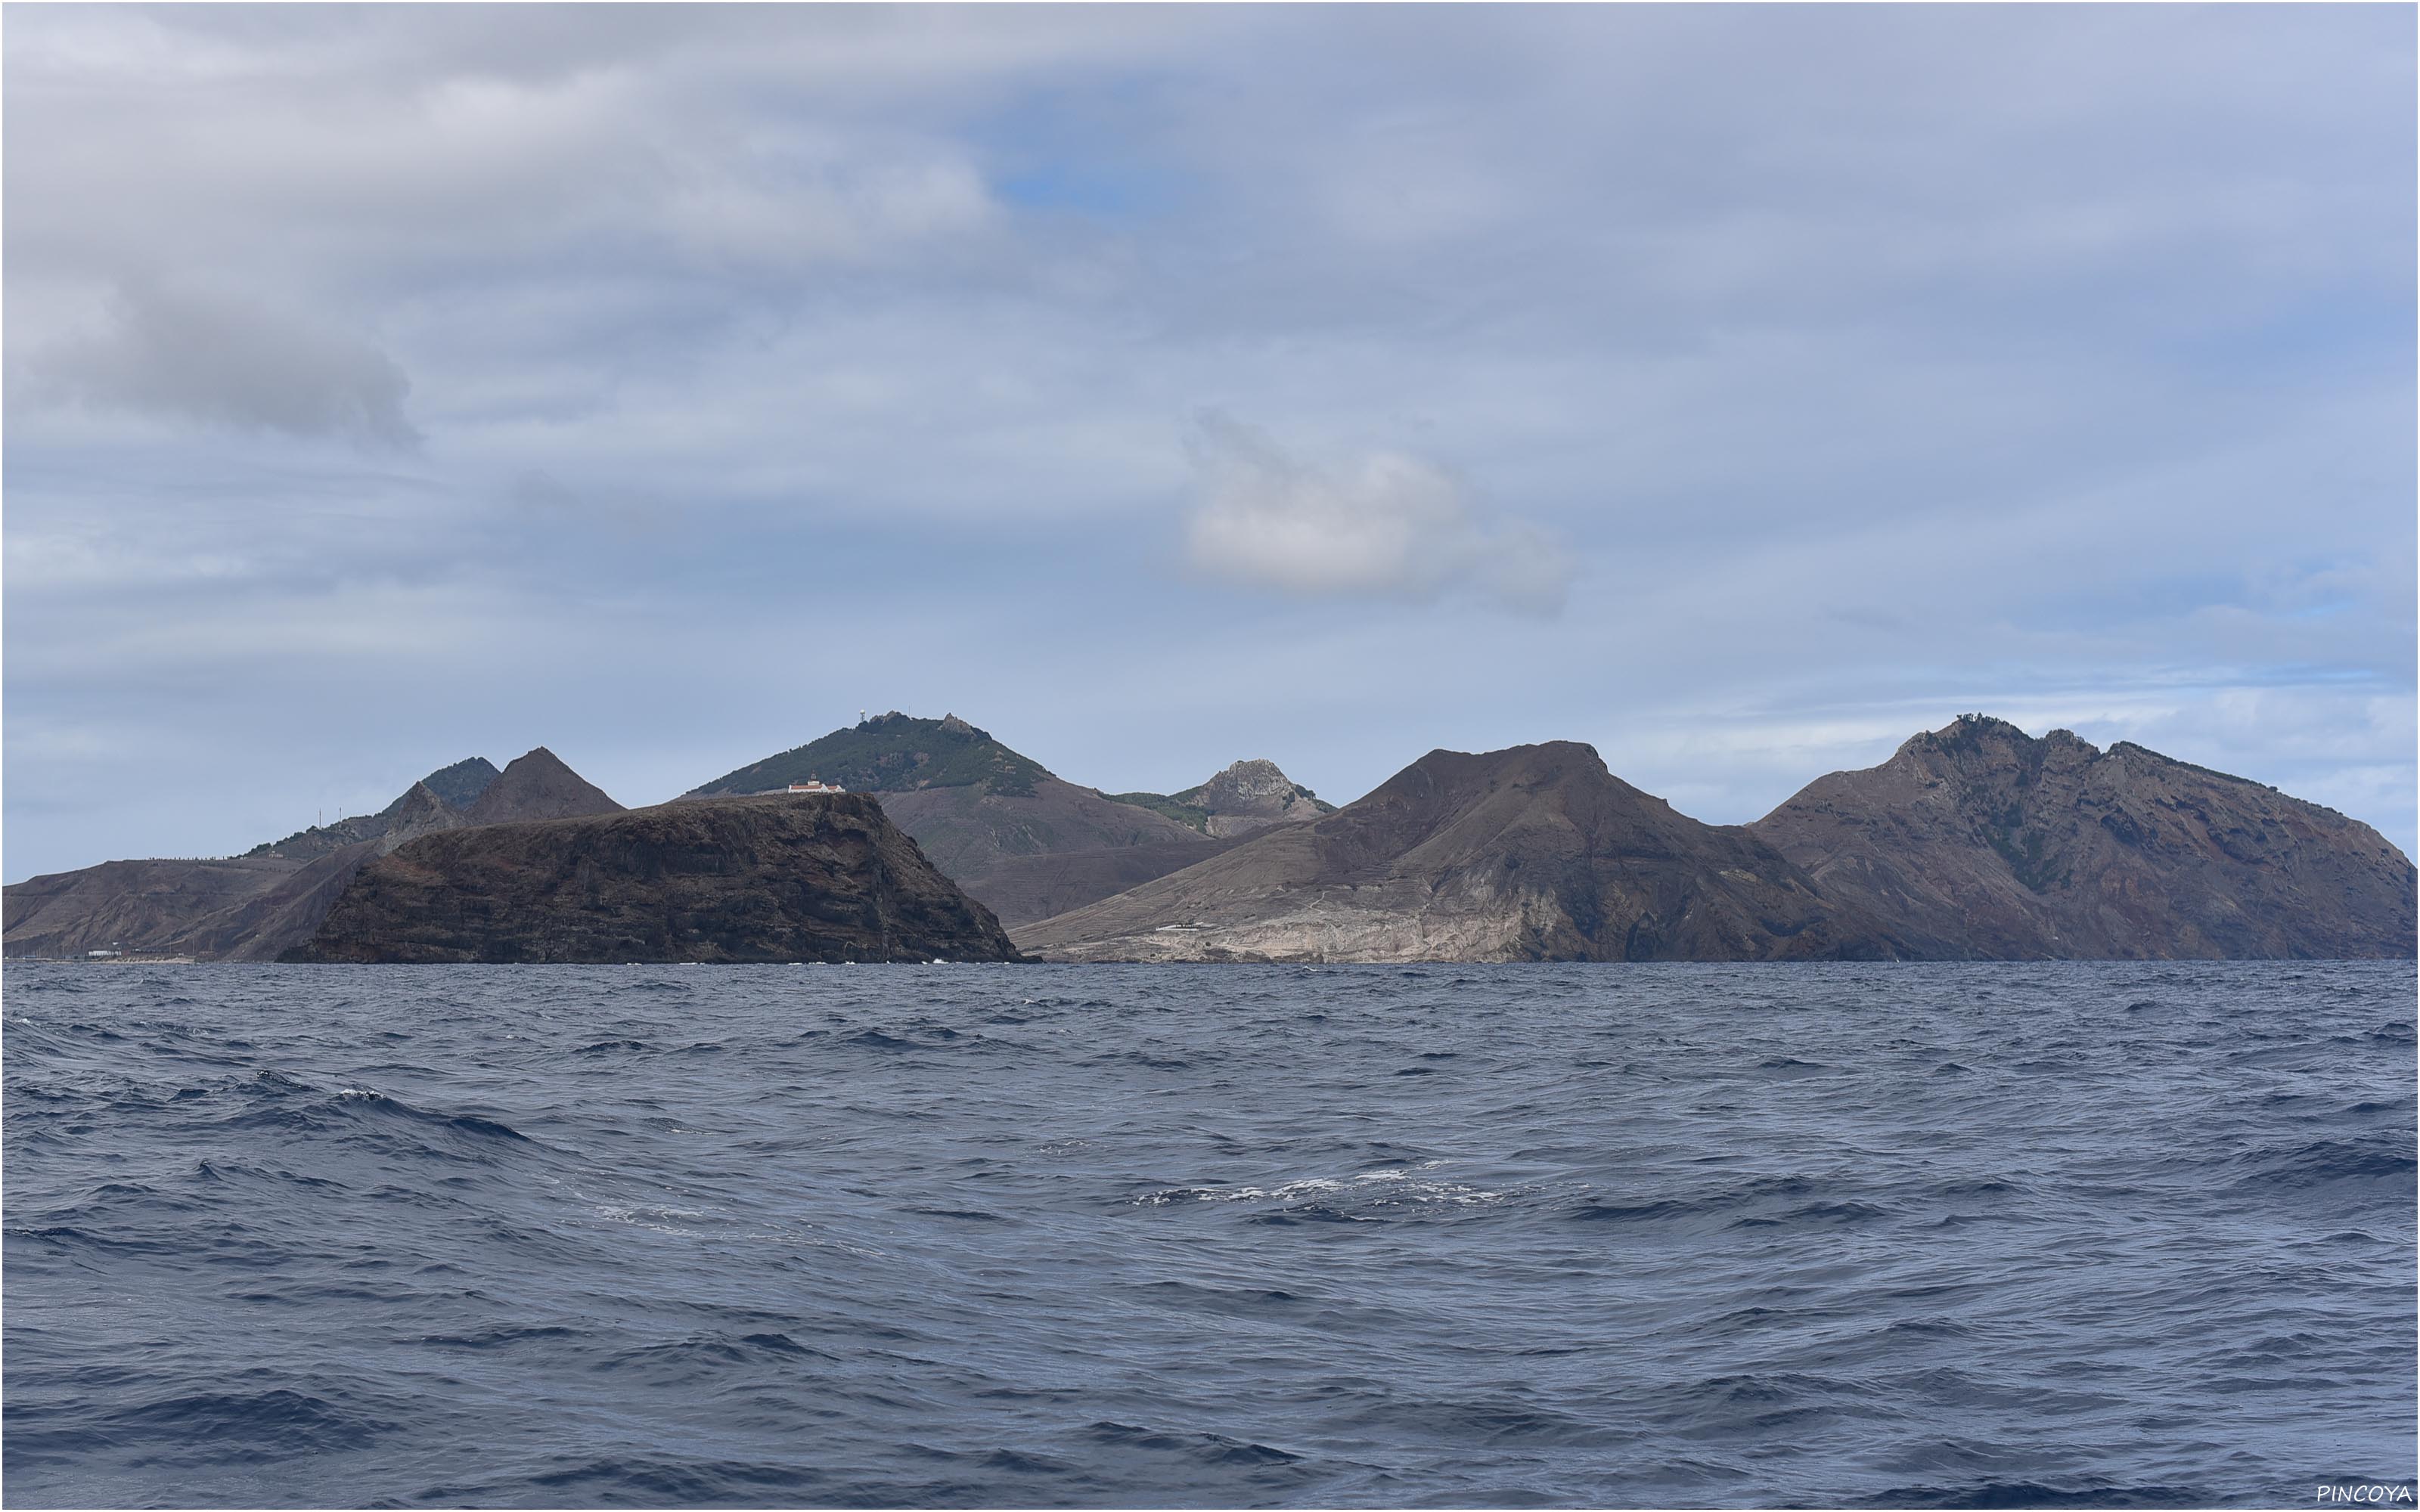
[5, 4, 2414, 882]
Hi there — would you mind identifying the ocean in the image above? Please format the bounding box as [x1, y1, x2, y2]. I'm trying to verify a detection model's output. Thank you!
[4, 960, 2413, 1508]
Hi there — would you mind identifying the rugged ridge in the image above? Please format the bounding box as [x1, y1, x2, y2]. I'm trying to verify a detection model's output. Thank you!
[5, 749, 623, 960]
[462, 747, 623, 826]
[1107, 758, 1334, 838]
[1190, 758, 1333, 835]
[1019, 742, 1906, 962]
[287, 793, 1021, 964]
[13, 714, 2410, 965]
[1750, 714, 2417, 959]
[244, 760, 496, 863]
[417, 756, 504, 811]
[687, 714, 1224, 926]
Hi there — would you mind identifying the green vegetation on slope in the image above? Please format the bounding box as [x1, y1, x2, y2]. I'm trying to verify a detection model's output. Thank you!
[688, 712, 1053, 798]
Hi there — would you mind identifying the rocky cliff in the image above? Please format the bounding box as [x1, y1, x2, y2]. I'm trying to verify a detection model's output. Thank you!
[1019, 742, 1905, 963]
[5, 749, 623, 960]
[1107, 759, 1334, 838]
[1192, 758, 1333, 835]
[1751, 714, 2416, 959]
[287, 793, 1022, 964]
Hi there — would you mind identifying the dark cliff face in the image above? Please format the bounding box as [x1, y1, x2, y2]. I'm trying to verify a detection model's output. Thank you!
[1020, 742, 1907, 963]
[287, 794, 1022, 965]
[8, 750, 624, 962]
[1751, 715, 2418, 960]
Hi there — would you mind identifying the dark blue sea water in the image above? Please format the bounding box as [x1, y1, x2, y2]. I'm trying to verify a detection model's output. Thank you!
[4, 961, 2413, 1509]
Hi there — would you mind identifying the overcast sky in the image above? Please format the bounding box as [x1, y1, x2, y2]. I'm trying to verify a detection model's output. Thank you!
[6, 4, 2413, 881]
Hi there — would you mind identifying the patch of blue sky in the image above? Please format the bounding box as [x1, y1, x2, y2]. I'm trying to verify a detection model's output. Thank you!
[2166, 290, 2418, 388]
[2003, 562, 2391, 631]
[995, 160, 1184, 222]
[976, 79, 1193, 223]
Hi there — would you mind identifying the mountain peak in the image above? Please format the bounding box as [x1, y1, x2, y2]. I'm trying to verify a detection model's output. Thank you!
[1108, 756, 1335, 839]
[1885, 717, 2110, 797]
[1758, 719, 2415, 959]
[415, 756, 501, 810]
[1190, 757, 1327, 814]
[1025, 739, 1891, 963]
[463, 748, 623, 826]
[1901, 714, 2104, 760]
[690, 714, 1049, 798]
[1379, 740, 1618, 802]
[1212, 757, 1284, 780]
[248, 754, 498, 862]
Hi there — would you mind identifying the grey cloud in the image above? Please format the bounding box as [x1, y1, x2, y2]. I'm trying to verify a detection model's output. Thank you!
[1182, 412, 1574, 615]
[15, 280, 420, 449]
[504, 469, 680, 534]
[661, 138, 999, 274]
[3, 17, 1017, 311]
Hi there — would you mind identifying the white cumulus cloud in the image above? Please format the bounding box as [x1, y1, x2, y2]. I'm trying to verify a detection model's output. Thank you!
[1181, 411, 1573, 614]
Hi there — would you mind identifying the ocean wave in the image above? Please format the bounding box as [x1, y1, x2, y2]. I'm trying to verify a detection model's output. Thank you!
[5, 957, 2413, 1508]
[8, 1387, 400, 1467]
[1133, 1162, 1511, 1213]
